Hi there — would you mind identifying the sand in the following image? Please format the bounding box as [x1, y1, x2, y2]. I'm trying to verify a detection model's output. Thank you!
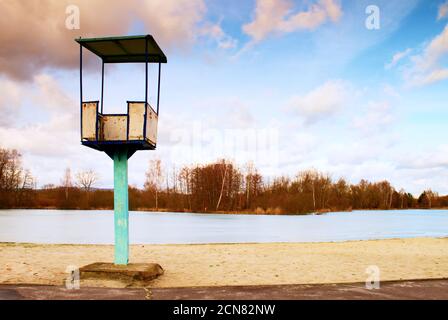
[1, 238, 447, 288]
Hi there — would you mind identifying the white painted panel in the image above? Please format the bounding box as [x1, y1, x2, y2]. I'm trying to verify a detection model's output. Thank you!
[128, 102, 145, 140]
[82, 102, 97, 140]
[101, 115, 127, 141]
[145, 104, 158, 145]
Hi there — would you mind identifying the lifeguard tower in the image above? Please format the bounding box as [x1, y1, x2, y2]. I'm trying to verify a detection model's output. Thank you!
[76, 35, 166, 268]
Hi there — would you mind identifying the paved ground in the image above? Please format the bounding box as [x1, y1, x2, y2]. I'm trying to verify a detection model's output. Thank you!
[1, 279, 447, 300]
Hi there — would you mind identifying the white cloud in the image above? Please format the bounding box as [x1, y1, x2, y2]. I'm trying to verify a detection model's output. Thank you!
[0, 73, 111, 187]
[404, 24, 448, 86]
[383, 84, 400, 98]
[0, 78, 23, 127]
[390, 144, 448, 194]
[242, 0, 342, 43]
[438, 1, 448, 20]
[352, 101, 393, 133]
[200, 22, 238, 49]
[33, 74, 76, 114]
[0, 73, 78, 157]
[0, 0, 226, 80]
[156, 97, 278, 170]
[414, 25, 448, 71]
[0, 114, 78, 157]
[288, 80, 351, 123]
[385, 48, 412, 69]
[138, 0, 207, 48]
[408, 68, 448, 86]
[400, 144, 448, 170]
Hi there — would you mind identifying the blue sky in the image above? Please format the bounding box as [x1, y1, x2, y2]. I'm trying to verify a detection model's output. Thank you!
[1, 0, 448, 195]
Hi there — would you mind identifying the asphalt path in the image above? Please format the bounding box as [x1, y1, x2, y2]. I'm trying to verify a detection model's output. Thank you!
[1, 279, 447, 300]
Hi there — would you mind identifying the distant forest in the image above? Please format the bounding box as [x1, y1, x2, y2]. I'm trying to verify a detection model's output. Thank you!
[1, 147, 447, 214]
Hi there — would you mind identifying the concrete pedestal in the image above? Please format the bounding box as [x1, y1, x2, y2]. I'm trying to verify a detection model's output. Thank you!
[80, 262, 163, 287]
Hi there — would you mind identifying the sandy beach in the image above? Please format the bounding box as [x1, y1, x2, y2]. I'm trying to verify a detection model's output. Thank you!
[0, 238, 447, 288]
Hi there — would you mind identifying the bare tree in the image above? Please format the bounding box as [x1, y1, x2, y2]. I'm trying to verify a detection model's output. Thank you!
[61, 167, 72, 201]
[399, 188, 406, 209]
[424, 189, 438, 209]
[179, 166, 192, 211]
[296, 170, 318, 211]
[245, 161, 254, 208]
[76, 169, 98, 192]
[172, 164, 177, 193]
[243, 161, 262, 209]
[0, 149, 22, 192]
[144, 159, 163, 210]
[0, 148, 35, 207]
[16, 169, 35, 206]
[216, 160, 228, 211]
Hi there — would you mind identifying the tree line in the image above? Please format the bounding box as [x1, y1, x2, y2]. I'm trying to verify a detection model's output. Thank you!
[1, 147, 447, 214]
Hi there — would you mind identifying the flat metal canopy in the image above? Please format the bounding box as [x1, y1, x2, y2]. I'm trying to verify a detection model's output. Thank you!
[75, 35, 167, 63]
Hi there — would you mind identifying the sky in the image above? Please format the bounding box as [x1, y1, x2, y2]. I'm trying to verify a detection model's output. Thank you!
[1, 0, 448, 195]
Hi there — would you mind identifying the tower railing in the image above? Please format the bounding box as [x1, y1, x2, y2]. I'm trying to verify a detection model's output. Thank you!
[81, 101, 158, 148]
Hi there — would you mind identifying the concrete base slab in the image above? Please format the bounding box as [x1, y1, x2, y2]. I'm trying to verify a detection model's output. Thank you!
[80, 262, 163, 287]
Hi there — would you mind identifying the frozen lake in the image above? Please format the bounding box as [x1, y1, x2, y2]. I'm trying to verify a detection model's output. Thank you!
[0, 209, 447, 244]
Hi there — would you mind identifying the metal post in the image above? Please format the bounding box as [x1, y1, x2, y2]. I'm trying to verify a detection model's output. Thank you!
[113, 147, 129, 265]
[144, 37, 148, 139]
[157, 63, 161, 115]
[145, 38, 148, 106]
[101, 61, 104, 114]
[79, 43, 83, 140]
[80, 43, 83, 103]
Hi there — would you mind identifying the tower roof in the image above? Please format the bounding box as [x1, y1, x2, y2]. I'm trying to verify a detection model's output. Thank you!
[75, 35, 167, 63]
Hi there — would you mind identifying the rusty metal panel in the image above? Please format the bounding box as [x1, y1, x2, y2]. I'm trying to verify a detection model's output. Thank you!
[128, 102, 145, 140]
[101, 115, 127, 141]
[82, 102, 97, 140]
[145, 105, 158, 145]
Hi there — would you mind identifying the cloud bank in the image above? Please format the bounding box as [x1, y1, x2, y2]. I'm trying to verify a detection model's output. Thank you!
[288, 80, 351, 123]
[0, 0, 230, 80]
[243, 0, 342, 43]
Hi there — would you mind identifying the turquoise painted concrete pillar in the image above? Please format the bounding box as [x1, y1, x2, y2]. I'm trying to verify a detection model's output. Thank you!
[113, 148, 129, 265]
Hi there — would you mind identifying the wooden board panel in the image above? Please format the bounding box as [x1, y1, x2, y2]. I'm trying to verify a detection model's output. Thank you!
[101, 115, 127, 141]
[82, 102, 98, 140]
[128, 102, 145, 140]
[145, 105, 158, 145]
